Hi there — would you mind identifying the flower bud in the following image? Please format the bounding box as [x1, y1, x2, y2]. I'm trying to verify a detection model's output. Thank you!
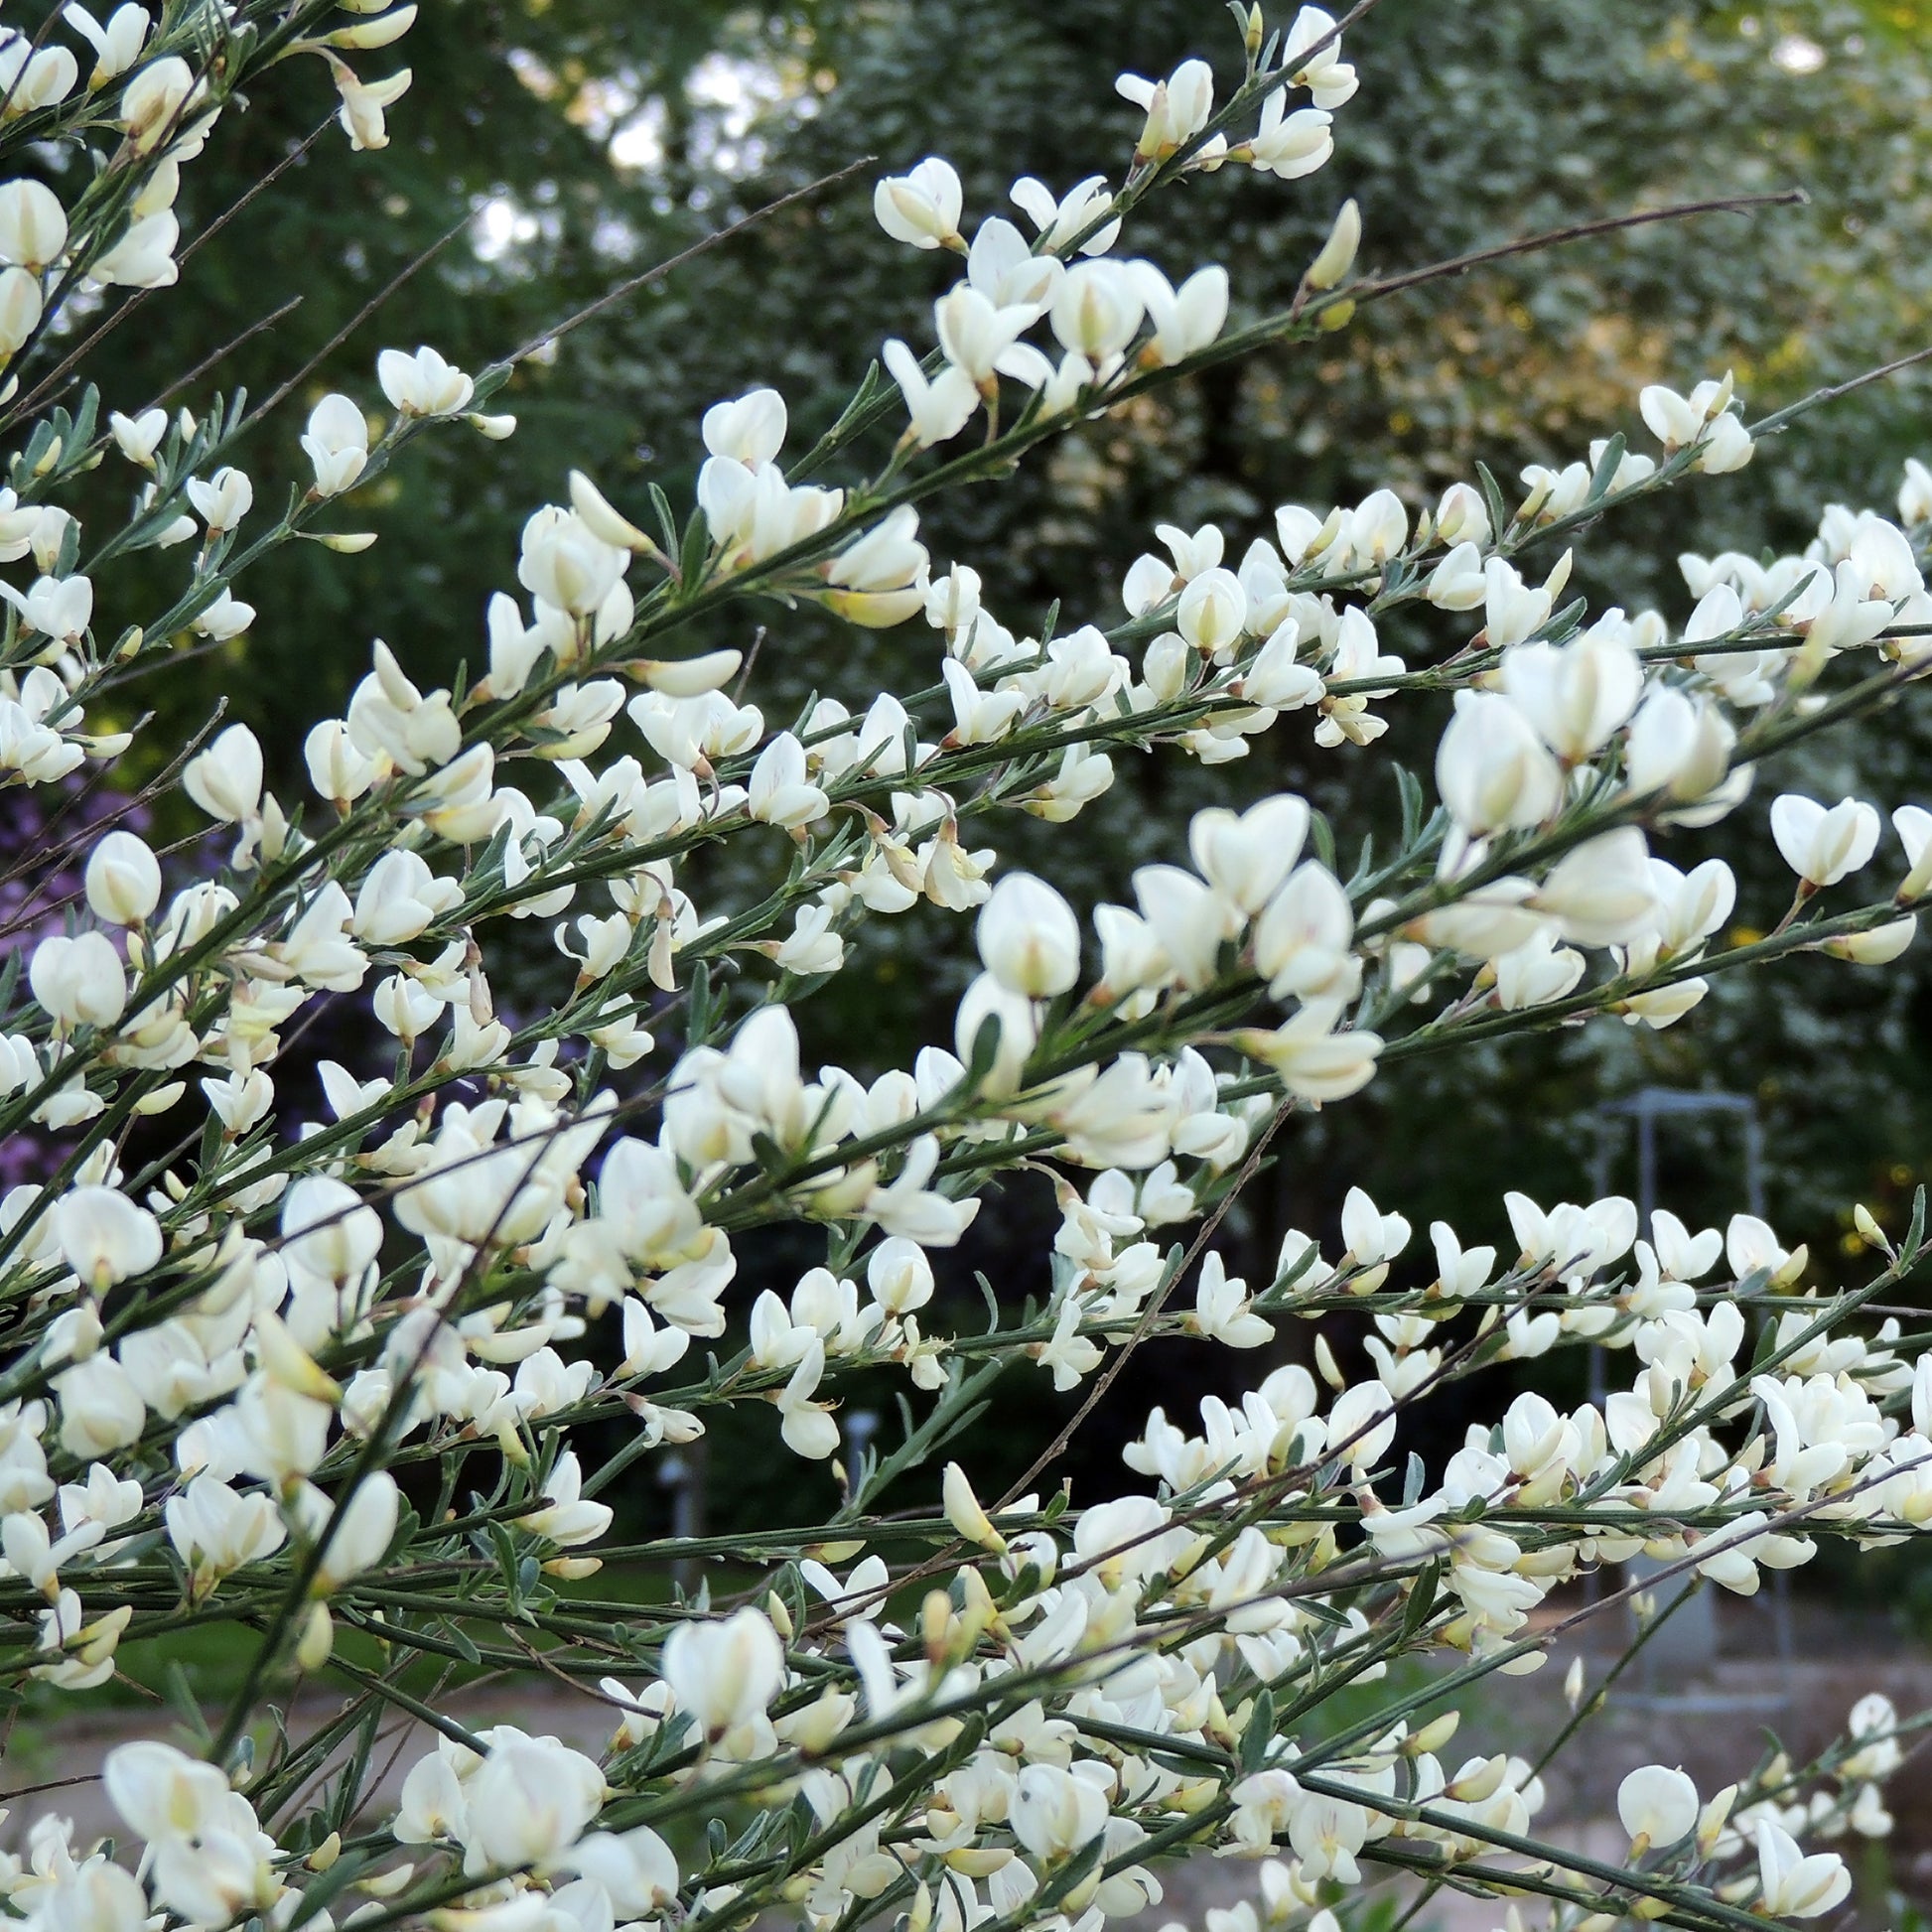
[0, 180, 68, 271]
[297, 1601, 335, 1671]
[1306, 198, 1361, 290]
[976, 873, 1080, 998]
[942, 1461, 1007, 1552]
[83, 830, 160, 925]
[0, 265, 42, 355]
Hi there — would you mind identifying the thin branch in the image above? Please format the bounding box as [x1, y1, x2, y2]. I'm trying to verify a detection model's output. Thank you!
[1348, 189, 1809, 305]
[147, 294, 304, 411]
[241, 212, 474, 429]
[9, 118, 335, 423]
[501, 153, 877, 366]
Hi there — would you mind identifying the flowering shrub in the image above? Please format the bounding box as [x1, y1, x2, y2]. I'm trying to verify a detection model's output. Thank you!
[1, 4, 1930, 1932]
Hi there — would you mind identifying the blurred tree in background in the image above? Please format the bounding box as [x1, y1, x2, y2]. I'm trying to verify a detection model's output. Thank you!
[55, 0, 1932, 1498]
[578, 0, 1932, 1284]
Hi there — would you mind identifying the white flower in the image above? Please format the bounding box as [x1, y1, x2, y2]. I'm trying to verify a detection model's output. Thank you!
[1253, 861, 1356, 1001]
[1190, 794, 1308, 914]
[1049, 260, 1144, 363]
[747, 732, 827, 827]
[54, 1185, 159, 1289]
[55, 1356, 145, 1459]
[184, 722, 264, 823]
[1175, 565, 1248, 653]
[1306, 198, 1362, 289]
[89, 209, 179, 288]
[0, 180, 67, 270]
[302, 393, 370, 495]
[186, 467, 252, 534]
[1531, 828, 1659, 947]
[1327, 1381, 1396, 1473]
[66, 4, 150, 86]
[1500, 621, 1642, 759]
[933, 283, 1037, 386]
[874, 157, 963, 250]
[329, 59, 413, 151]
[1192, 1252, 1273, 1349]
[377, 344, 474, 415]
[1754, 1821, 1850, 1919]
[1012, 174, 1120, 255]
[31, 931, 126, 1030]
[1248, 90, 1332, 179]
[296, 1471, 400, 1594]
[1436, 692, 1562, 835]
[977, 873, 1081, 997]
[82, 830, 160, 925]
[1770, 793, 1880, 888]
[702, 387, 787, 466]
[458, 1732, 606, 1874]
[1284, 5, 1360, 108]
[0, 266, 43, 354]
[883, 339, 978, 448]
[119, 55, 200, 152]
[165, 1473, 286, 1591]
[1115, 59, 1214, 162]
[941, 1461, 1006, 1551]
[518, 505, 626, 618]
[1010, 1762, 1109, 1862]
[966, 215, 1060, 311]
[554, 1828, 680, 1918]
[661, 1606, 784, 1738]
[105, 1738, 232, 1843]
[1617, 1765, 1699, 1850]
[1233, 999, 1383, 1102]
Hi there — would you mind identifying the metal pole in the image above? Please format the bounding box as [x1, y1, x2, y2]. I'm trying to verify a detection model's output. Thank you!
[1636, 1097, 1657, 1239]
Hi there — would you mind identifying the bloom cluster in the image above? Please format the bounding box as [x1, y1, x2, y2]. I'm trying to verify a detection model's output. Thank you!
[0, 10, 1929, 1932]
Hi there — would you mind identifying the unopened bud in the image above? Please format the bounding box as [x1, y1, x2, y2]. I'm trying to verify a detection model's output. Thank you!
[921, 1587, 952, 1661]
[630, 649, 743, 698]
[570, 469, 653, 551]
[1445, 1753, 1508, 1803]
[254, 1308, 343, 1403]
[297, 1601, 335, 1672]
[321, 4, 417, 48]
[942, 1461, 1007, 1552]
[1306, 199, 1361, 291]
[1408, 1710, 1460, 1755]
[1315, 298, 1355, 333]
[1696, 1784, 1737, 1857]
[1313, 1332, 1344, 1390]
